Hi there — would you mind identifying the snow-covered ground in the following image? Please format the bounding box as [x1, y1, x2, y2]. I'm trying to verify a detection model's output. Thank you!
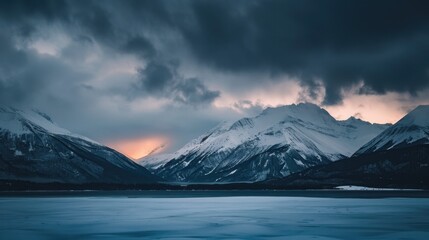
[335, 185, 422, 191]
[1, 196, 429, 239]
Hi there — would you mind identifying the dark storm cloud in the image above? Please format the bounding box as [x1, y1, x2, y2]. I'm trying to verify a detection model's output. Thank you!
[233, 100, 264, 116]
[136, 62, 220, 106]
[0, 0, 428, 151]
[173, 78, 220, 106]
[0, 0, 69, 22]
[138, 62, 173, 94]
[123, 36, 157, 60]
[0, 0, 70, 40]
[2, 0, 429, 106]
[178, 0, 429, 104]
[0, 33, 27, 75]
[0, 32, 39, 105]
[0, 0, 158, 57]
[0, 0, 218, 106]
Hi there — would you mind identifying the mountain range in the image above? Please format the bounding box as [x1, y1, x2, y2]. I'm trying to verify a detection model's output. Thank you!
[2, 103, 427, 189]
[267, 105, 429, 189]
[0, 107, 159, 184]
[354, 105, 429, 156]
[140, 103, 390, 182]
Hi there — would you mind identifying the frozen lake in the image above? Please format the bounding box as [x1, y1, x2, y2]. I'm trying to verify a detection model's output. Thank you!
[1, 193, 429, 239]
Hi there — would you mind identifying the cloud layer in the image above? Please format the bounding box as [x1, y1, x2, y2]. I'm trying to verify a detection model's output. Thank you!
[0, 0, 428, 155]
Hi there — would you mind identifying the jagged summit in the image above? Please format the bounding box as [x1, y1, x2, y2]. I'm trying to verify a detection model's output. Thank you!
[0, 107, 159, 183]
[354, 105, 429, 156]
[0, 107, 98, 144]
[396, 105, 429, 127]
[140, 103, 389, 182]
[259, 103, 336, 124]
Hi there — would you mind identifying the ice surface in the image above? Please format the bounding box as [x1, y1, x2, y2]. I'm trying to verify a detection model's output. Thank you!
[1, 196, 429, 239]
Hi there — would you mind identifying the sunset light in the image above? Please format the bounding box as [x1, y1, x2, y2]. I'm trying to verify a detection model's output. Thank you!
[106, 136, 168, 160]
[2, 1, 429, 239]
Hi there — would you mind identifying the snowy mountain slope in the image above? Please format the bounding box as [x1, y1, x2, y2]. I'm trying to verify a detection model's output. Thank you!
[0, 107, 159, 183]
[354, 105, 429, 156]
[267, 144, 429, 189]
[141, 153, 176, 170]
[140, 103, 389, 182]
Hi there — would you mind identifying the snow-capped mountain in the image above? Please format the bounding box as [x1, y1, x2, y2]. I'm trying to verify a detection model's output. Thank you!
[354, 105, 429, 156]
[0, 107, 159, 183]
[267, 144, 429, 189]
[140, 103, 389, 182]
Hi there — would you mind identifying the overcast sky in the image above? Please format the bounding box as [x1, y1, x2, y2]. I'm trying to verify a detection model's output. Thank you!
[1, 0, 428, 158]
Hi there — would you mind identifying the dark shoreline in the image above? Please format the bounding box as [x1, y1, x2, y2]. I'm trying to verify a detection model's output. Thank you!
[2, 180, 429, 198]
[2, 189, 429, 199]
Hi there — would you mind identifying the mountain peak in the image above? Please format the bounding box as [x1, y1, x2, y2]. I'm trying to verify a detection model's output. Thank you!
[354, 105, 429, 156]
[342, 116, 369, 125]
[262, 102, 322, 113]
[296, 102, 321, 108]
[1, 107, 70, 136]
[0, 107, 101, 145]
[141, 102, 389, 182]
[345, 116, 358, 121]
[1, 106, 159, 183]
[259, 102, 335, 123]
[397, 105, 429, 127]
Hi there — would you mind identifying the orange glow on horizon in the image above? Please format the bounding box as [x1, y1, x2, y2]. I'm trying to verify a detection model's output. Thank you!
[213, 79, 428, 125]
[106, 136, 168, 160]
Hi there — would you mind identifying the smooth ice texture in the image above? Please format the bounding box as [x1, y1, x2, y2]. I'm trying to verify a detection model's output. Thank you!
[1, 196, 429, 239]
[355, 105, 429, 155]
